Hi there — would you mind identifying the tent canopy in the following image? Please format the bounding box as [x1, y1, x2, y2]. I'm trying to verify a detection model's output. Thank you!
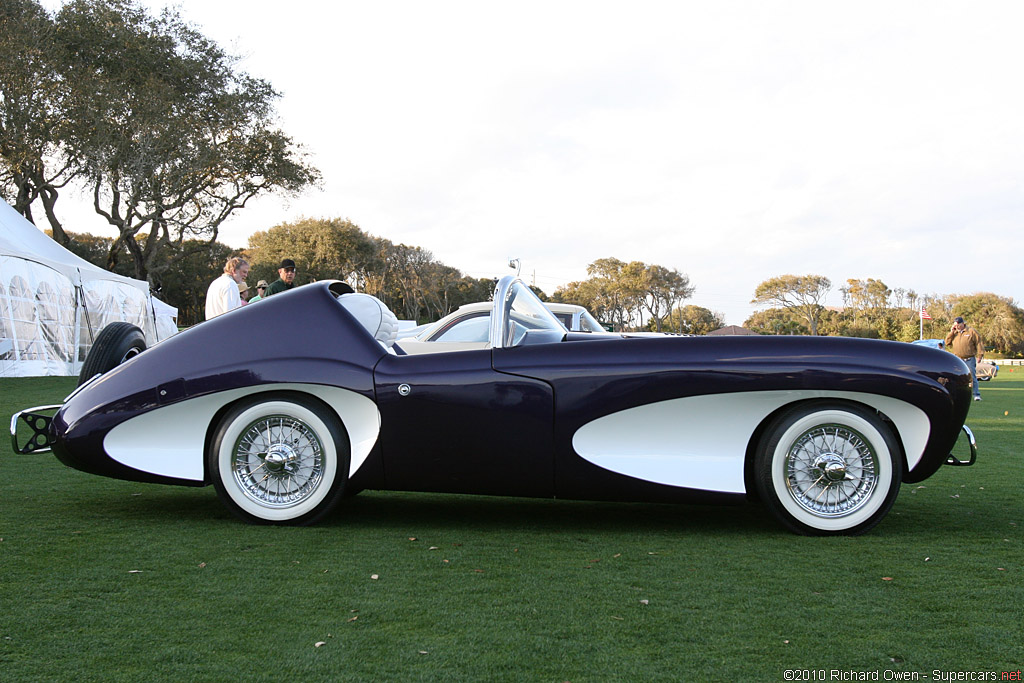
[0, 200, 177, 377]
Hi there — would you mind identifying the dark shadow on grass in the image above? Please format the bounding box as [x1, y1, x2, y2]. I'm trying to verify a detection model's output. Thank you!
[79, 486, 994, 539]
[66, 484, 780, 536]
[327, 490, 778, 537]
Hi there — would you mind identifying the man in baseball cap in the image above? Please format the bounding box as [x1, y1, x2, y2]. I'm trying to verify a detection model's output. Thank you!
[264, 258, 297, 298]
[945, 315, 985, 402]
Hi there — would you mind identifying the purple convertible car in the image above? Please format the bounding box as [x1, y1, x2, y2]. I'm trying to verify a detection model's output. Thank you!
[12, 276, 976, 535]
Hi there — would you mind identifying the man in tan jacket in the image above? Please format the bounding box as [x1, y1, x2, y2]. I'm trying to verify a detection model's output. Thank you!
[945, 316, 984, 401]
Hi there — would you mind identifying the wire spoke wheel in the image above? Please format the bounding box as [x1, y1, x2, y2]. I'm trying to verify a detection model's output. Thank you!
[210, 394, 349, 525]
[232, 415, 326, 509]
[784, 424, 878, 517]
[755, 403, 901, 535]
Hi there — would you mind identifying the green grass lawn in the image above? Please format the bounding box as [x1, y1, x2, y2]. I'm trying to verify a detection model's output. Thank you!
[1, 374, 1021, 682]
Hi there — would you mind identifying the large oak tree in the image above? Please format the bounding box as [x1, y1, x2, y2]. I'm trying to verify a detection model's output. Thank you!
[0, 0, 78, 244]
[554, 258, 695, 332]
[0, 0, 319, 287]
[751, 274, 832, 335]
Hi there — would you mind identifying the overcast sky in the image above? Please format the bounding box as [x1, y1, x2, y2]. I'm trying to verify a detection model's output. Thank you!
[39, 1, 1024, 324]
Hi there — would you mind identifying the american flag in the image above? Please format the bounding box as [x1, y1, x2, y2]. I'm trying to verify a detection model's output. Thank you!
[920, 307, 932, 320]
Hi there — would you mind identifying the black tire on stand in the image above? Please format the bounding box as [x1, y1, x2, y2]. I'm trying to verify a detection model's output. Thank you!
[77, 322, 146, 385]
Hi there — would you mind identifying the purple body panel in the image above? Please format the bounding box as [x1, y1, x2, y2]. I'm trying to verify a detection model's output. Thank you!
[375, 349, 555, 497]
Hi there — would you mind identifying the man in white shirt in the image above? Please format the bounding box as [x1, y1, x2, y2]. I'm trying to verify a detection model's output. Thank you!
[205, 257, 250, 320]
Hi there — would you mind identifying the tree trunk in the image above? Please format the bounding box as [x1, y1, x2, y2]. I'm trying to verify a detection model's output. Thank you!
[38, 185, 69, 246]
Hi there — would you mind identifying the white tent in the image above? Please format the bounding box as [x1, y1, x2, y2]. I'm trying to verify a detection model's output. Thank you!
[0, 200, 177, 377]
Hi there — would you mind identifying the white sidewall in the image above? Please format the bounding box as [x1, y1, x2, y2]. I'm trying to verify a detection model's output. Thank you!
[217, 400, 339, 522]
[770, 409, 894, 532]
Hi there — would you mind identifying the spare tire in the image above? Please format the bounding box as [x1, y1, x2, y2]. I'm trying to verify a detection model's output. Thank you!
[78, 322, 146, 386]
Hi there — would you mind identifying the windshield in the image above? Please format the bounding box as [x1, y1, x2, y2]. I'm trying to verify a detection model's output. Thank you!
[493, 278, 566, 347]
[510, 282, 563, 330]
[577, 309, 606, 333]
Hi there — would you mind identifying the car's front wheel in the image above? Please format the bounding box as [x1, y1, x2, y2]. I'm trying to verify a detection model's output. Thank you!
[755, 403, 902, 536]
[209, 394, 350, 525]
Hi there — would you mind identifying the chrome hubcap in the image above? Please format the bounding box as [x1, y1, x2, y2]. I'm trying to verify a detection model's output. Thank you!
[264, 443, 299, 473]
[813, 453, 848, 482]
[785, 424, 878, 518]
[231, 415, 325, 508]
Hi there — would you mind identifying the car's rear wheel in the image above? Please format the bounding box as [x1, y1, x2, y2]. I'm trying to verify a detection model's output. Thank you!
[209, 394, 349, 525]
[78, 322, 146, 385]
[755, 403, 902, 536]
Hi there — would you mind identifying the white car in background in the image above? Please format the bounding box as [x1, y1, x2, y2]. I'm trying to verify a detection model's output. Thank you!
[545, 303, 608, 334]
[396, 302, 610, 354]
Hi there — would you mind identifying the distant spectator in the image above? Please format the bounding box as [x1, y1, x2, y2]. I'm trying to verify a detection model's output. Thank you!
[238, 281, 250, 302]
[205, 257, 249, 320]
[264, 258, 297, 297]
[945, 316, 984, 402]
[249, 279, 269, 303]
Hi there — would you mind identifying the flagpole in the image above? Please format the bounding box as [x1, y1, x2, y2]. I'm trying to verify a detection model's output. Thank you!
[920, 310, 923, 340]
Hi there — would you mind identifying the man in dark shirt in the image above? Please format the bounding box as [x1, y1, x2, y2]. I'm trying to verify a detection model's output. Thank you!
[265, 258, 297, 297]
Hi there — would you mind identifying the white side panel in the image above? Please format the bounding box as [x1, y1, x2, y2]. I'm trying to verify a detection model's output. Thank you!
[104, 383, 380, 481]
[571, 390, 931, 494]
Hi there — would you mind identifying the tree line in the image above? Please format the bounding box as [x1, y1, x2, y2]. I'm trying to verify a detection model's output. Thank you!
[51, 223, 1024, 356]
[551, 258, 723, 334]
[747, 273, 1024, 355]
[59, 218, 497, 327]
[245, 218, 495, 326]
[60, 216, 707, 332]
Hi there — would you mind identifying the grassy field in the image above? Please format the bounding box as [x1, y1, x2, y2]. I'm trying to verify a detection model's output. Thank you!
[1, 374, 1021, 682]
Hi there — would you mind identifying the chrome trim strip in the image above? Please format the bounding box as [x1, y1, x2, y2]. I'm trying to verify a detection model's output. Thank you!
[65, 374, 100, 402]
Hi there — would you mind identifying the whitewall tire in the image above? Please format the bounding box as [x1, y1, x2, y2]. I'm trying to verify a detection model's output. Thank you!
[209, 394, 349, 525]
[755, 403, 902, 536]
